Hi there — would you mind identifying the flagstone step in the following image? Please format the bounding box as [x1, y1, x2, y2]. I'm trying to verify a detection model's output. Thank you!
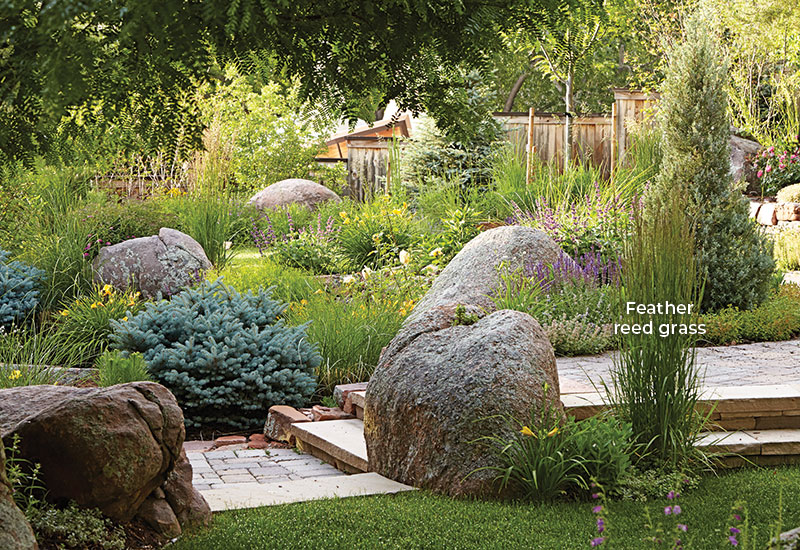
[199, 472, 414, 511]
[350, 390, 365, 420]
[695, 429, 800, 467]
[290, 419, 368, 473]
[562, 384, 800, 430]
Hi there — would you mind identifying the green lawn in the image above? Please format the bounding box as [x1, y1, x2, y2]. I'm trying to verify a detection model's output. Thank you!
[172, 466, 800, 549]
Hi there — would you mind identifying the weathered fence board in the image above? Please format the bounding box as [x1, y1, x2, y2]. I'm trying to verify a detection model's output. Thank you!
[346, 137, 390, 201]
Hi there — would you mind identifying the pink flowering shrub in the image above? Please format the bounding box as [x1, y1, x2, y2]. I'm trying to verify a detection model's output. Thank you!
[751, 136, 800, 196]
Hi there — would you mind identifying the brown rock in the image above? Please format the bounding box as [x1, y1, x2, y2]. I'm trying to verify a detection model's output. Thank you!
[265, 405, 311, 444]
[333, 382, 369, 411]
[777, 202, 800, 222]
[162, 449, 211, 531]
[757, 202, 778, 225]
[136, 496, 181, 539]
[248, 433, 266, 442]
[311, 405, 354, 422]
[247, 441, 270, 449]
[0, 383, 184, 522]
[0, 442, 38, 550]
[365, 307, 561, 498]
[213, 435, 247, 448]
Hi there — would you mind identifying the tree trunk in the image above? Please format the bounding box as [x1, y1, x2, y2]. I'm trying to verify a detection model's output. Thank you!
[504, 72, 529, 112]
[564, 71, 574, 171]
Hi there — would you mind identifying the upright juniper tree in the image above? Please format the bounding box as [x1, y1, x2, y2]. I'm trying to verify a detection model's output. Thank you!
[653, 10, 774, 312]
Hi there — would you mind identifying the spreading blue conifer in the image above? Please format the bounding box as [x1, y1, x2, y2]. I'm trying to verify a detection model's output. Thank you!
[0, 249, 44, 328]
[110, 279, 320, 428]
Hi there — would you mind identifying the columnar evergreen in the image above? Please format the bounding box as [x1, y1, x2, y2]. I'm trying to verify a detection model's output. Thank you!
[654, 11, 774, 312]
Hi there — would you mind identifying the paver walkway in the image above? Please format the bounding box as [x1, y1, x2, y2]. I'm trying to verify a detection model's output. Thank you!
[188, 447, 342, 491]
[557, 338, 800, 390]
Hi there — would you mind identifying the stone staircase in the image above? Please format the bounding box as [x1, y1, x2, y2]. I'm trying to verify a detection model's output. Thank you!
[288, 383, 800, 474]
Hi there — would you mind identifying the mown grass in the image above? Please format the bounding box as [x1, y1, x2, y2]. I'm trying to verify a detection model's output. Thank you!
[173, 466, 800, 550]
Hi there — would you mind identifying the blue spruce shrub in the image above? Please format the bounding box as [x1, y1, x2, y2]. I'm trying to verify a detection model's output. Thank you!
[0, 249, 45, 328]
[110, 279, 320, 428]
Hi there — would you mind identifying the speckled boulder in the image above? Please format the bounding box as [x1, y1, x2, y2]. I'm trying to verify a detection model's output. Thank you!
[0, 443, 37, 550]
[405, 225, 562, 325]
[0, 383, 210, 535]
[364, 306, 561, 498]
[92, 228, 211, 299]
[248, 178, 341, 210]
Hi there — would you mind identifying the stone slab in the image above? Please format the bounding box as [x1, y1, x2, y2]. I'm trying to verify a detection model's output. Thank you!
[561, 392, 608, 420]
[199, 473, 414, 512]
[334, 382, 369, 412]
[290, 419, 368, 472]
[705, 385, 800, 414]
[745, 429, 800, 455]
[695, 431, 761, 455]
[757, 202, 777, 225]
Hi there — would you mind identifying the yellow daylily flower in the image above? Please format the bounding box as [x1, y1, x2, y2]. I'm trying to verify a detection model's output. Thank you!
[122, 316, 128, 322]
[314, 289, 324, 295]
[520, 426, 535, 437]
[9, 369, 21, 380]
[90, 302, 98, 309]
[547, 427, 559, 437]
[300, 299, 308, 306]
[101, 284, 114, 296]
[60, 309, 70, 316]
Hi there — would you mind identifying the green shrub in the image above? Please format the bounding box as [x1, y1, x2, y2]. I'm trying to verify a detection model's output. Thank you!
[0, 249, 44, 328]
[774, 229, 800, 271]
[613, 468, 699, 502]
[543, 317, 616, 356]
[110, 279, 320, 429]
[479, 385, 636, 501]
[701, 284, 800, 345]
[164, 194, 241, 269]
[337, 195, 421, 270]
[72, 197, 179, 260]
[652, 12, 774, 312]
[94, 350, 151, 386]
[54, 285, 146, 368]
[5, 433, 45, 513]
[27, 502, 126, 550]
[777, 183, 800, 203]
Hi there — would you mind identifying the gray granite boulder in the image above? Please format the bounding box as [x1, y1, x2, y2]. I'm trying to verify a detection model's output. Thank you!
[405, 225, 562, 325]
[248, 178, 341, 210]
[364, 305, 561, 498]
[0, 442, 37, 550]
[0, 383, 210, 537]
[93, 228, 211, 299]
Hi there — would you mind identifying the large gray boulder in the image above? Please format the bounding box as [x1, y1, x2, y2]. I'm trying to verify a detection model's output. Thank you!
[364, 306, 561, 498]
[0, 382, 210, 538]
[730, 135, 761, 193]
[248, 178, 341, 210]
[406, 225, 562, 325]
[93, 228, 211, 299]
[0, 442, 37, 550]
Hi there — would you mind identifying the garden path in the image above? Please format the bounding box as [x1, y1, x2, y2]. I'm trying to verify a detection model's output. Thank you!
[557, 338, 800, 390]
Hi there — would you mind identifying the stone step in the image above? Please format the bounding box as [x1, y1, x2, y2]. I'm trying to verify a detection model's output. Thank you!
[562, 384, 800, 430]
[695, 429, 800, 467]
[199, 472, 414, 511]
[350, 390, 365, 420]
[290, 419, 368, 473]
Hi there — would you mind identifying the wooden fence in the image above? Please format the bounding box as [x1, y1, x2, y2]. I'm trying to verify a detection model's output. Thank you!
[493, 89, 660, 177]
[346, 137, 391, 201]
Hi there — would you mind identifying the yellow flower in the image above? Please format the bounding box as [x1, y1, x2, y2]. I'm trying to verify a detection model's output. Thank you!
[520, 426, 535, 437]
[60, 309, 70, 316]
[101, 284, 114, 296]
[300, 299, 308, 306]
[429, 247, 443, 258]
[314, 289, 324, 295]
[122, 316, 128, 322]
[9, 369, 21, 380]
[547, 427, 559, 437]
[399, 250, 411, 266]
[90, 302, 98, 309]
[127, 301, 136, 307]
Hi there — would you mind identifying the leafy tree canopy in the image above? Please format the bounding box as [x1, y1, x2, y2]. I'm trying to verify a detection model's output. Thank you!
[0, 0, 527, 164]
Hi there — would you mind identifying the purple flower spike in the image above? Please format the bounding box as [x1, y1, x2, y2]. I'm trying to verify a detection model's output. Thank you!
[677, 524, 687, 532]
[728, 535, 738, 546]
[591, 493, 600, 499]
[596, 518, 605, 533]
[592, 505, 603, 514]
[730, 527, 740, 535]
[672, 505, 681, 515]
[591, 537, 604, 547]
[664, 506, 672, 515]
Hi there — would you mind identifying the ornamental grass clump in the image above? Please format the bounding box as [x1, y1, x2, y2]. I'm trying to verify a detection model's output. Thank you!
[110, 279, 320, 429]
[611, 189, 705, 469]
